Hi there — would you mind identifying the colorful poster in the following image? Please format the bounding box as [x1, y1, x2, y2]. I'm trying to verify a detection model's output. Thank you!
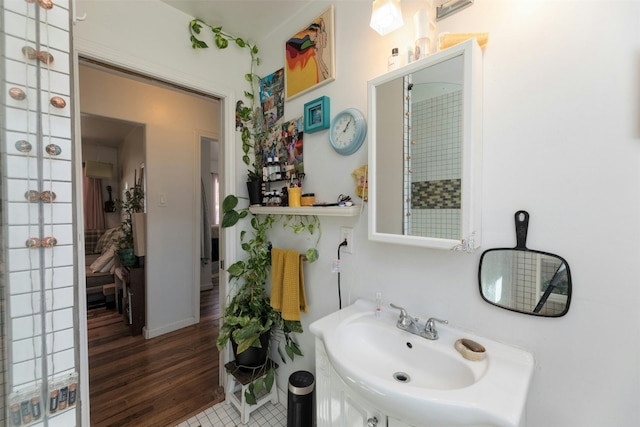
[285, 6, 335, 100]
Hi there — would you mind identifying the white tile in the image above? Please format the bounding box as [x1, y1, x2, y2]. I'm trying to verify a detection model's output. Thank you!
[9, 269, 41, 294]
[42, 69, 71, 98]
[43, 158, 73, 182]
[46, 308, 74, 333]
[47, 328, 75, 353]
[8, 224, 39, 249]
[48, 407, 76, 427]
[12, 315, 42, 340]
[3, 0, 33, 16]
[48, 348, 75, 375]
[12, 357, 42, 386]
[5, 59, 38, 87]
[45, 286, 74, 311]
[5, 154, 39, 180]
[10, 292, 41, 317]
[7, 247, 39, 272]
[43, 244, 74, 268]
[38, 4, 69, 32]
[42, 114, 71, 139]
[12, 336, 41, 362]
[4, 27, 37, 56]
[44, 266, 75, 289]
[6, 201, 73, 225]
[5, 106, 39, 134]
[37, 21, 69, 53]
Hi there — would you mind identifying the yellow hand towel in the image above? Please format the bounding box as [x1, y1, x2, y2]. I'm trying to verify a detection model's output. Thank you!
[270, 248, 307, 321]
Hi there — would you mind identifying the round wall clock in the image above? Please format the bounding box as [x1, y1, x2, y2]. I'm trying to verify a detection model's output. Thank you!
[329, 108, 367, 155]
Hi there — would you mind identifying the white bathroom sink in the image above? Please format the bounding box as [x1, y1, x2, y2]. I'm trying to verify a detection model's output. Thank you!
[310, 299, 535, 427]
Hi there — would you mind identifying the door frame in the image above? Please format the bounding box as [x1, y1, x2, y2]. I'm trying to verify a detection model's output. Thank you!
[72, 41, 236, 426]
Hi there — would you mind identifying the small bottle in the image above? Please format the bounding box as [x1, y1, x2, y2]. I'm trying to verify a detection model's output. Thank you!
[375, 292, 383, 317]
[388, 48, 399, 71]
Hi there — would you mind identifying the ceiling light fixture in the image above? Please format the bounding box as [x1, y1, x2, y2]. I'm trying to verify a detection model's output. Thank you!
[370, 0, 404, 36]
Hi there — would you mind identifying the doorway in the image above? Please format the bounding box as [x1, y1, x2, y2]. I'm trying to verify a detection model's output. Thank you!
[77, 58, 226, 423]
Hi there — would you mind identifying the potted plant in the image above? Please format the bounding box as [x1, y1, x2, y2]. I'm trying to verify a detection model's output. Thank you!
[218, 195, 303, 403]
[114, 186, 144, 266]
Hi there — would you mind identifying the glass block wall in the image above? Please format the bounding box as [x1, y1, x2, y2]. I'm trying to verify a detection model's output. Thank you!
[2, 0, 80, 425]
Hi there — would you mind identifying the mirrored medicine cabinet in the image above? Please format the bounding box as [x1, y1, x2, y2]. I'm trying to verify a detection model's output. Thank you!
[367, 39, 483, 250]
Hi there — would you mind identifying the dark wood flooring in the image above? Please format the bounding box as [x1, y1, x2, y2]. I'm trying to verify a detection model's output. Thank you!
[87, 277, 223, 427]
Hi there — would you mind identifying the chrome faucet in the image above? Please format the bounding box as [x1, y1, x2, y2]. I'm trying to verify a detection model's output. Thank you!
[389, 303, 420, 333]
[390, 304, 447, 340]
[422, 317, 448, 340]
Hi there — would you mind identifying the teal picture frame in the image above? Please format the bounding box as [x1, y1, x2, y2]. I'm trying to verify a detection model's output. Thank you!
[304, 96, 330, 133]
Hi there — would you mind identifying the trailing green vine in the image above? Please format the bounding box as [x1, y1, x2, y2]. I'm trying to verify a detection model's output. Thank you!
[189, 19, 263, 179]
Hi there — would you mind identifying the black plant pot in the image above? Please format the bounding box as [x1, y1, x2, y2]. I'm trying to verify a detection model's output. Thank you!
[246, 180, 263, 206]
[232, 331, 270, 371]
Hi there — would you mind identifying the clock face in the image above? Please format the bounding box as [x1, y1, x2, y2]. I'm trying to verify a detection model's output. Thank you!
[329, 108, 367, 155]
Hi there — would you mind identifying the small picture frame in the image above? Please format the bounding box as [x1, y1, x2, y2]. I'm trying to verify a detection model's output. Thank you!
[304, 96, 330, 133]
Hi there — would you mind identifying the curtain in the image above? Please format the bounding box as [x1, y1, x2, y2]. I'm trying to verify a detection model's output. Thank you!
[83, 166, 106, 230]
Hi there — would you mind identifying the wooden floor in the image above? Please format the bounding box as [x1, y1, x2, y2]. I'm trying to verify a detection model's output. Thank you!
[87, 278, 223, 427]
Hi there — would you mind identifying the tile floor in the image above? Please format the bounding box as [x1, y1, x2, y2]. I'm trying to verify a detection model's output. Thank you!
[176, 401, 286, 427]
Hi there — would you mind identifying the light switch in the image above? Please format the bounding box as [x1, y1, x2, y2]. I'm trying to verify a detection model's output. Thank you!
[159, 194, 167, 207]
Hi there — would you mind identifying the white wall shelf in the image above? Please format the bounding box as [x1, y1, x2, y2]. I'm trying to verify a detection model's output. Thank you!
[249, 205, 362, 217]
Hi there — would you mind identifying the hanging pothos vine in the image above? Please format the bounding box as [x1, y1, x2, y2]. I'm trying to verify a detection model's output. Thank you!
[188, 19, 321, 405]
[189, 18, 321, 260]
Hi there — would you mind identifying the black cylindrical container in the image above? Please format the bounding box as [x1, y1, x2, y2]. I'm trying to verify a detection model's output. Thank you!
[287, 370, 315, 427]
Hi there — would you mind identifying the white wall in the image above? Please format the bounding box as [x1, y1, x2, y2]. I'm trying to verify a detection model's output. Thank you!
[69, 0, 640, 425]
[256, 1, 640, 426]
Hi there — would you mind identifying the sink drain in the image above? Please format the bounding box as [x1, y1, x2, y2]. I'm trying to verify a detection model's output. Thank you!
[393, 372, 410, 383]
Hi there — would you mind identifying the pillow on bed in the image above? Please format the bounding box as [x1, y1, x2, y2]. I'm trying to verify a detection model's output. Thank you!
[95, 228, 120, 254]
[89, 247, 115, 273]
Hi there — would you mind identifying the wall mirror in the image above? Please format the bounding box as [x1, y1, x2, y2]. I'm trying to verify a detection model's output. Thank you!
[478, 211, 573, 317]
[367, 39, 483, 250]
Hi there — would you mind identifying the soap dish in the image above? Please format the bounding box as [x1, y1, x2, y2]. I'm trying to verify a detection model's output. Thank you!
[454, 338, 486, 361]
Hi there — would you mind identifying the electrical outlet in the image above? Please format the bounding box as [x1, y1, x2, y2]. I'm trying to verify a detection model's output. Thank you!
[340, 227, 354, 254]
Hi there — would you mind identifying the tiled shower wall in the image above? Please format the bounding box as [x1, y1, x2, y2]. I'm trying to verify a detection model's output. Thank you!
[409, 90, 462, 239]
[2, 0, 79, 425]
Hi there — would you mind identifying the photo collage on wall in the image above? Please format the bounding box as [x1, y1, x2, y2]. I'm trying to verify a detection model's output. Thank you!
[258, 68, 304, 178]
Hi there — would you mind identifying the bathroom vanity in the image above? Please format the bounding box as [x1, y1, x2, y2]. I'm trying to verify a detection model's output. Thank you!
[310, 299, 535, 427]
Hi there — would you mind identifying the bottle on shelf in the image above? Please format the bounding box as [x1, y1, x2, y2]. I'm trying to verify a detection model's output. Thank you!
[388, 47, 399, 71]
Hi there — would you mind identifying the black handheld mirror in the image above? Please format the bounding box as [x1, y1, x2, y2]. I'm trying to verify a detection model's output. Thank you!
[478, 210, 572, 317]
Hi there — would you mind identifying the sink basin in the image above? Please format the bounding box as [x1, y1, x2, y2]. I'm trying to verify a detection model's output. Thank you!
[310, 299, 535, 427]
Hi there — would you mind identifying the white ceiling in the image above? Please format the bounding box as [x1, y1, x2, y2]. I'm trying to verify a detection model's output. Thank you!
[161, 0, 314, 42]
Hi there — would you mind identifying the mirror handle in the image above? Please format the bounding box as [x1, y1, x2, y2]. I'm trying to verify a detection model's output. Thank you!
[514, 210, 529, 249]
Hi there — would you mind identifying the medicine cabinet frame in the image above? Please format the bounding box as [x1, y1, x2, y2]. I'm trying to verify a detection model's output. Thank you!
[367, 39, 483, 250]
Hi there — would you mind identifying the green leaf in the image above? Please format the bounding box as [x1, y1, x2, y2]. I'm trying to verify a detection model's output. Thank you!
[253, 377, 264, 394]
[244, 73, 253, 82]
[245, 386, 257, 405]
[212, 26, 222, 33]
[277, 346, 287, 364]
[221, 210, 240, 228]
[285, 343, 294, 360]
[235, 38, 246, 48]
[222, 194, 239, 213]
[290, 340, 303, 356]
[252, 45, 259, 54]
[226, 261, 245, 277]
[265, 368, 275, 391]
[190, 21, 202, 33]
[306, 248, 319, 263]
[215, 34, 229, 49]
[236, 333, 260, 354]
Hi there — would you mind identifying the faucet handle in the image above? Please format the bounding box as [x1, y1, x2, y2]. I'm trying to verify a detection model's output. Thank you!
[422, 317, 448, 340]
[390, 303, 418, 328]
[389, 303, 408, 318]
